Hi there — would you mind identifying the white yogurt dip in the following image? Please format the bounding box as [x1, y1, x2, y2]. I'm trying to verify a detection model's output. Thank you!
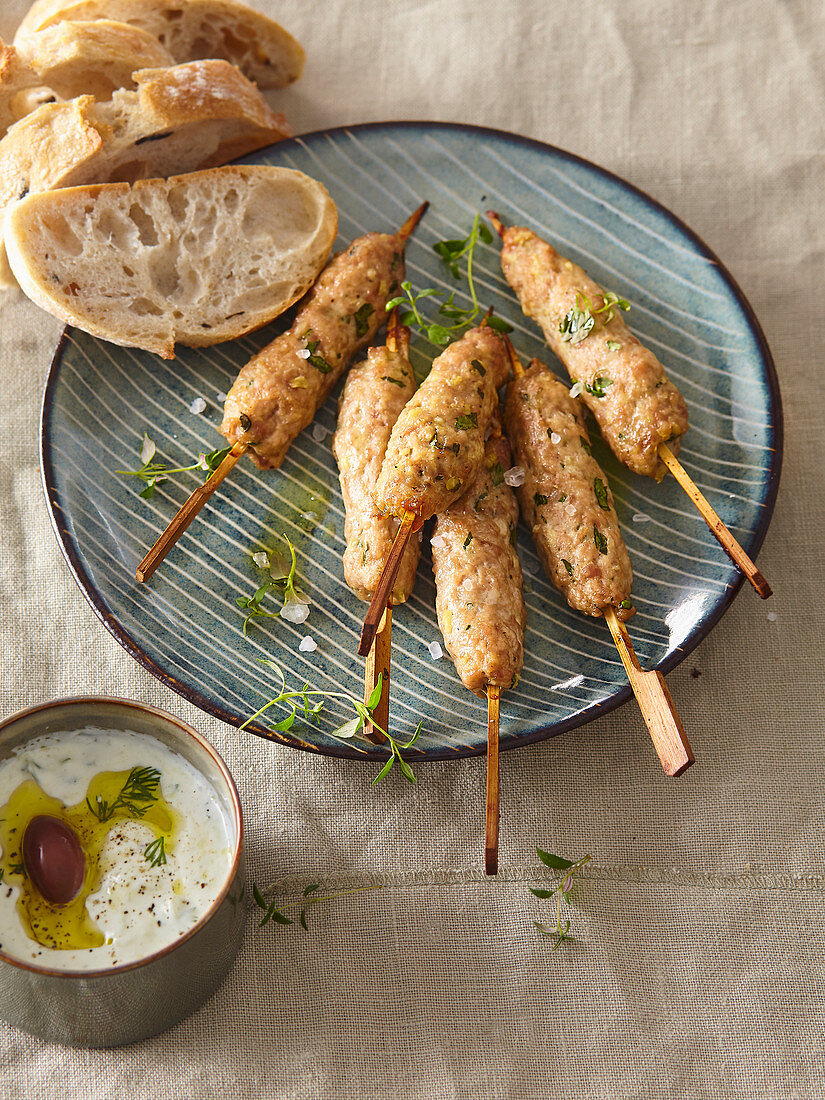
[0, 728, 234, 970]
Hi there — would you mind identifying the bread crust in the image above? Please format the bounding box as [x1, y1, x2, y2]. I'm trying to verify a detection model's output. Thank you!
[5, 165, 338, 358]
[17, 20, 175, 100]
[0, 60, 291, 287]
[16, 0, 305, 89]
[0, 39, 52, 138]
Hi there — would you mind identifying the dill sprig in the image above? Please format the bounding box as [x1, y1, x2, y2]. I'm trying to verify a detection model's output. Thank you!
[86, 765, 162, 823]
[386, 214, 512, 346]
[117, 433, 231, 500]
[530, 847, 591, 949]
[143, 835, 168, 868]
[242, 663, 422, 784]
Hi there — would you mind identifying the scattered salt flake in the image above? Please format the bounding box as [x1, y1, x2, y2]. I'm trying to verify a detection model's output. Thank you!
[280, 598, 310, 624]
[504, 466, 525, 487]
[252, 551, 269, 569]
[298, 636, 318, 652]
[427, 640, 443, 660]
[632, 512, 651, 524]
[767, 611, 778, 622]
[188, 397, 207, 415]
[216, 392, 228, 403]
[565, 503, 576, 516]
[296, 348, 311, 359]
[312, 424, 328, 443]
[462, 577, 474, 590]
[569, 381, 584, 398]
[550, 431, 561, 444]
[430, 534, 446, 549]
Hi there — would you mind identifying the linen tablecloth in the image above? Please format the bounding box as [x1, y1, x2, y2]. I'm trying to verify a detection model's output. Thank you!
[2, 1, 823, 1095]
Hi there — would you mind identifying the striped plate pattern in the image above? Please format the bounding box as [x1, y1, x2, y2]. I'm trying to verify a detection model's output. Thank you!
[40, 122, 782, 760]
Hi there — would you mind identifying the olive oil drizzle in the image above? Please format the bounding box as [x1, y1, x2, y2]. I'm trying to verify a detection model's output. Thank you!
[0, 768, 176, 952]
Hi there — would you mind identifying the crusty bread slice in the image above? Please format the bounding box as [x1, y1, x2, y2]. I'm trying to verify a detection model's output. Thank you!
[0, 38, 54, 138]
[0, 59, 292, 287]
[6, 165, 338, 358]
[16, 20, 175, 101]
[15, 0, 305, 90]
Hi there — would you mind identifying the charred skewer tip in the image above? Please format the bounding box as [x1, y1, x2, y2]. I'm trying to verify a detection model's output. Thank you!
[397, 201, 430, 243]
[486, 211, 505, 239]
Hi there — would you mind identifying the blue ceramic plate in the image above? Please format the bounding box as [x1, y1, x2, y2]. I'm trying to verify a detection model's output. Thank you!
[41, 122, 782, 761]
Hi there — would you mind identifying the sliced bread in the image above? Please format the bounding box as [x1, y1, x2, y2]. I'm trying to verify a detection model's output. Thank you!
[16, 19, 175, 101]
[15, 0, 305, 90]
[0, 39, 54, 138]
[0, 59, 292, 287]
[5, 165, 338, 358]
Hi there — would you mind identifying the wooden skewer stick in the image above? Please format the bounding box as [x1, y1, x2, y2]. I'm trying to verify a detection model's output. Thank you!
[397, 200, 430, 243]
[136, 440, 248, 582]
[657, 442, 771, 599]
[364, 604, 391, 743]
[136, 205, 428, 585]
[358, 508, 416, 657]
[489, 211, 771, 599]
[485, 684, 501, 876]
[604, 607, 693, 776]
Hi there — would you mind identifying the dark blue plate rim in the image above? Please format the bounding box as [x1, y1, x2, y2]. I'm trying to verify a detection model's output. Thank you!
[39, 119, 783, 762]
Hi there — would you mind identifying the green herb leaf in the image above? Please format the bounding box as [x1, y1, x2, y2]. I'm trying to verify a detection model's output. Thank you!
[489, 462, 504, 486]
[580, 436, 592, 455]
[382, 376, 405, 387]
[619, 598, 632, 609]
[537, 849, 575, 871]
[366, 673, 384, 711]
[594, 477, 610, 510]
[486, 314, 513, 333]
[529, 887, 557, 899]
[463, 533, 473, 549]
[584, 377, 613, 398]
[143, 835, 167, 867]
[353, 302, 374, 338]
[454, 413, 478, 430]
[606, 340, 622, 351]
[561, 559, 574, 576]
[534, 493, 549, 508]
[470, 359, 486, 376]
[594, 526, 608, 554]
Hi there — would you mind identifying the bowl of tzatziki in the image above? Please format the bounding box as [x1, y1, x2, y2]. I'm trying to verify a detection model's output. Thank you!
[0, 697, 245, 1047]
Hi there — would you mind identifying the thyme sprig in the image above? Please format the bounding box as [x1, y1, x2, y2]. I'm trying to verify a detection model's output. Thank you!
[117, 434, 231, 500]
[236, 535, 308, 633]
[86, 765, 162, 823]
[386, 214, 512, 347]
[242, 664, 422, 784]
[530, 847, 591, 949]
[559, 289, 630, 346]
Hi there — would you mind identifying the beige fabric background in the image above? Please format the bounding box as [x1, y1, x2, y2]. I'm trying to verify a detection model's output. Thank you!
[1, 0, 823, 1095]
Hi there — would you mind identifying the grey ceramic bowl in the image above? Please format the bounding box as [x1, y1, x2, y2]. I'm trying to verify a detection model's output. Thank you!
[0, 697, 246, 1048]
